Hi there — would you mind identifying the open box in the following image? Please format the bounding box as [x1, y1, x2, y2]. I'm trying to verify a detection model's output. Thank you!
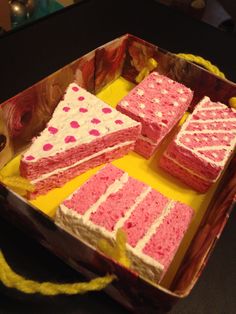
[0, 34, 236, 313]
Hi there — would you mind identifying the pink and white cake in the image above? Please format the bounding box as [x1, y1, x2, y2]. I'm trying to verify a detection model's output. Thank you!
[56, 164, 194, 283]
[160, 96, 236, 192]
[117, 72, 193, 158]
[20, 83, 140, 199]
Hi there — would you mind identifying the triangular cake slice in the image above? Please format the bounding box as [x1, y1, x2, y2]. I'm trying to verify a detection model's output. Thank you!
[20, 83, 141, 198]
[55, 164, 194, 283]
[160, 96, 236, 192]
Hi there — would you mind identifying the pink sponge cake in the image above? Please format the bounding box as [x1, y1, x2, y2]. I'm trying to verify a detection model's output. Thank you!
[56, 164, 194, 283]
[117, 72, 193, 158]
[20, 83, 140, 199]
[160, 96, 236, 192]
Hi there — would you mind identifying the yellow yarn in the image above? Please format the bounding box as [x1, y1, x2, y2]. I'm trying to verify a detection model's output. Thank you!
[191, 0, 206, 9]
[0, 251, 116, 295]
[0, 173, 34, 196]
[177, 53, 226, 79]
[179, 112, 190, 126]
[0, 228, 131, 295]
[229, 97, 236, 109]
[178, 54, 236, 108]
[135, 58, 158, 83]
[98, 228, 131, 268]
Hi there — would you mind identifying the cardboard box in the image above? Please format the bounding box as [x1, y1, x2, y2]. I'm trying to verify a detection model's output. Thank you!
[0, 34, 236, 313]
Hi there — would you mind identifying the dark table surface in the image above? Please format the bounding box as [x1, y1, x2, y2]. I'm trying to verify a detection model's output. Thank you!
[0, 0, 236, 313]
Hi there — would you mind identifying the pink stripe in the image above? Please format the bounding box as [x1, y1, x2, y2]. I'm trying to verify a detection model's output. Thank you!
[63, 164, 123, 215]
[123, 190, 168, 247]
[143, 202, 193, 270]
[90, 177, 145, 231]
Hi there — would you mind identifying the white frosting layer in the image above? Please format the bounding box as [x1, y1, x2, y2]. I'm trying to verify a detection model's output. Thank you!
[138, 135, 157, 145]
[112, 186, 152, 233]
[163, 152, 216, 182]
[184, 129, 236, 135]
[187, 118, 236, 124]
[23, 83, 139, 162]
[57, 204, 165, 281]
[56, 166, 174, 279]
[127, 243, 164, 272]
[83, 172, 129, 221]
[56, 178, 165, 279]
[57, 172, 130, 245]
[135, 200, 175, 252]
[31, 141, 133, 184]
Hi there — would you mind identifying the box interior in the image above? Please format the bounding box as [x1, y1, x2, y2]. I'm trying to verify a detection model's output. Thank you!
[1, 34, 236, 298]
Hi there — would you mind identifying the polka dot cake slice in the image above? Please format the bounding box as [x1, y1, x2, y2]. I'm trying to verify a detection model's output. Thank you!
[160, 96, 236, 192]
[56, 164, 194, 283]
[117, 72, 193, 158]
[20, 83, 141, 199]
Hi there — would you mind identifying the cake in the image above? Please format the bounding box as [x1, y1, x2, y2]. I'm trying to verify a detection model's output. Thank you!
[116, 72, 193, 158]
[160, 96, 236, 192]
[20, 83, 141, 199]
[55, 164, 194, 283]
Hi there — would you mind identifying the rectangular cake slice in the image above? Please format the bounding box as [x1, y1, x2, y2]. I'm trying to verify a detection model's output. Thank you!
[55, 164, 194, 283]
[160, 96, 236, 192]
[117, 72, 193, 158]
[20, 83, 141, 199]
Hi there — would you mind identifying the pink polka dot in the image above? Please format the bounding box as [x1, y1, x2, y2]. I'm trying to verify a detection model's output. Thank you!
[43, 143, 53, 151]
[102, 108, 112, 114]
[91, 118, 101, 124]
[65, 135, 76, 143]
[79, 107, 88, 113]
[115, 119, 123, 124]
[78, 96, 85, 101]
[25, 155, 35, 161]
[89, 129, 100, 136]
[48, 126, 58, 134]
[70, 121, 80, 128]
[72, 86, 79, 92]
[63, 107, 70, 112]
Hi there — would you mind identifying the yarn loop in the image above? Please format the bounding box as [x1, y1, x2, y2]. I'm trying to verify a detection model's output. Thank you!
[0, 251, 115, 295]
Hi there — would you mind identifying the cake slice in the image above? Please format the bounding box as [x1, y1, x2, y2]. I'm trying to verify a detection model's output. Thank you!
[160, 96, 236, 192]
[117, 72, 193, 158]
[55, 164, 194, 283]
[20, 83, 141, 199]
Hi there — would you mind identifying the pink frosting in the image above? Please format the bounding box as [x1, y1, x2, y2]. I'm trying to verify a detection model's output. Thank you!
[65, 135, 76, 143]
[115, 119, 123, 124]
[72, 86, 79, 92]
[70, 121, 80, 128]
[48, 126, 58, 134]
[91, 118, 101, 124]
[25, 155, 35, 161]
[89, 129, 100, 136]
[43, 143, 53, 151]
[102, 108, 112, 114]
[79, 108, 88, 113]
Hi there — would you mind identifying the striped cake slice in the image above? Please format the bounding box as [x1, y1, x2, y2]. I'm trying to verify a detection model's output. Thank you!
[117, 72, 193, 158]
[56, 164, 194, 283]
[160, 96, 236, 192]
[20, 83, 141, 199]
